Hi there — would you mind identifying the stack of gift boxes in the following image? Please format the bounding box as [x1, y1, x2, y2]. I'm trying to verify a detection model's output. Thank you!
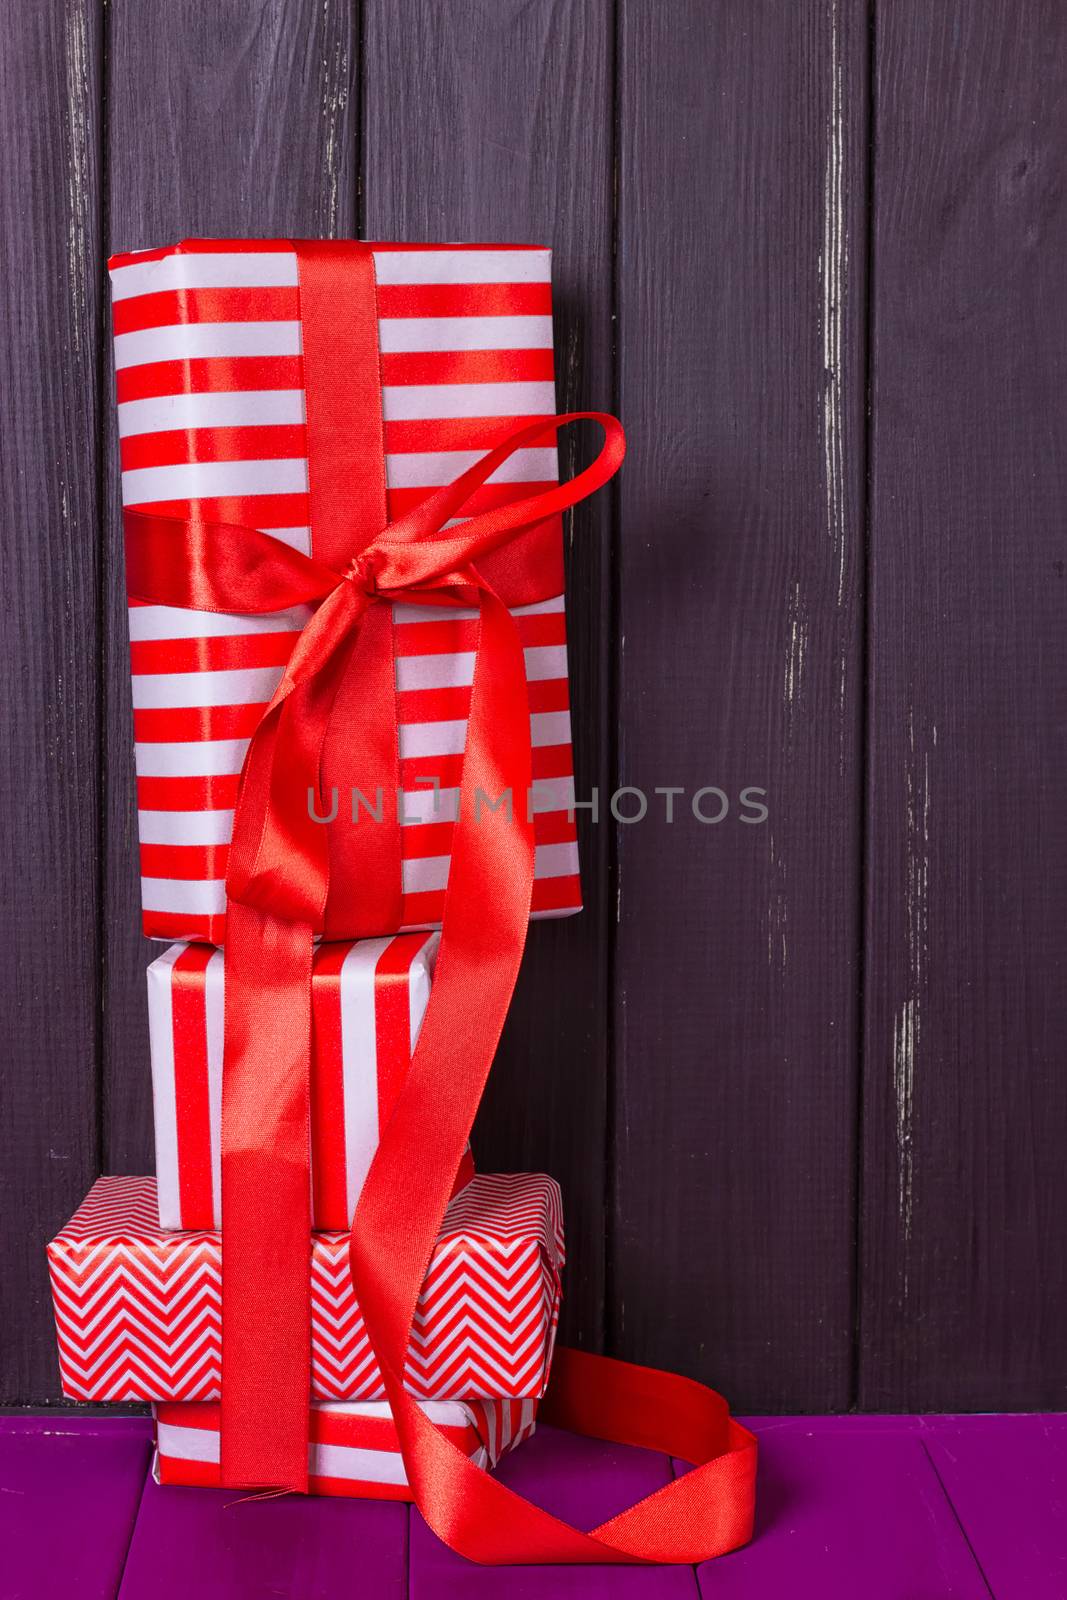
[47, 241, 579, 1498]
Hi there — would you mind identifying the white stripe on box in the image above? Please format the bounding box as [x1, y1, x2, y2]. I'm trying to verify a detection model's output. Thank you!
[320, 1399, 466, 1425]
[396, 652, 476, 694]
[113, 320, 302, 370]
[370, 249, 550, 287]
[154, 1424, 416, 1487]
[381, 381, 556, 421]
[395, 644, 566, 695]
[399, 785, 459, 825]
[524, 645, 569, 684]
[398, 719, 468, 761]
[409, 932, 439, 1052]
[397, 709, 569, 762]
[137, 809, 234, 846]
[265, 526, 313, 554]
[146, 945, 184, 1230]
[204, 950, 224, 1227]
[534, 840, 580, 880]
[340, 940, 387, 1224]
[531, 710, 573, 749]
[392, 593, 564, 626]
[135, 739, 249, 779]
[401, 855, 449, 896]
[311, 1441, 408, 1486]
[401, 838, 579, 897]
[157, 1420, 220, 1464]
[110, 247, 550, 300]
[525, 774, 576, 814]
[377, 316, 553, 354]
[141, 877, 226, 915]
[398, 773, 573, 826]
[109, 251, 299, 302]
[128, 602, 309, 642]
[384, 446, 558, 491]
[118, 389, 305, 438]
[131, 665, 282, 710]
[122, 456, 309, 505]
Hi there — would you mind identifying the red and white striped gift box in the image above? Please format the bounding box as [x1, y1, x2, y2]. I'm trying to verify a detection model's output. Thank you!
[153, 1396, 536, 1499]
[148, 930, 473, 1231]
[109, 240, 581, 943]
[48, 1173, 564, 1403]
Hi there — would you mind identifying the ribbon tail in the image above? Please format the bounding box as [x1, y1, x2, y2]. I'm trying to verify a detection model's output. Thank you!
[345, 583, 758, 1562]
[220, 900, 313, 1492]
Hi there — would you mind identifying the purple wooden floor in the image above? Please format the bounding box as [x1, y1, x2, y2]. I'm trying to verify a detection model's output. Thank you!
[3, 1414, 1064, 1598]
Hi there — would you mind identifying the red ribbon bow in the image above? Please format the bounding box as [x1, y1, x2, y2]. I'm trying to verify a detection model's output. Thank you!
[123, 239, 755, 1564]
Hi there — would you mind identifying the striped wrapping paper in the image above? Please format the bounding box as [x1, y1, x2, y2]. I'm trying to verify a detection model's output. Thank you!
[148, 930, 473, 1231]
[48, 1174, 564, 1403]
[153, 1396, 536, 1499]
[109, 239, 581, 943]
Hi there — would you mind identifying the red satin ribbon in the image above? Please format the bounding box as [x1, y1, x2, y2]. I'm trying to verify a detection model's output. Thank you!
[123, 238, 756, 1561]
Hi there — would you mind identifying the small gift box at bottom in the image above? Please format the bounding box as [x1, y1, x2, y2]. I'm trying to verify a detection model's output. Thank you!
[48, 1173, 564, 1403]
[153, 1396, 537, 1500]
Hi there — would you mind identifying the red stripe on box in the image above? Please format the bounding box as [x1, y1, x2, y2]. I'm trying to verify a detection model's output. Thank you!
[526, 678, 571, 715]
[170, 945, 216, 1230]
[393, 609, 565, 657]
[156, 1454, 220, 1489]
[378, 349, 554, 387]
[397, 869, 584, 930]
[310, 944, 350, 1230]
[532, 810, 580, 847]
[137, 775, 241, 811]
[115, 355, 304, 403]
[113, 280, 549, 335]
[130, 631, 297, 675]
[138, 843, 231, 881]
[133, 703, 267, 743]
[394, 684, 474, 725]
[384, 415, 554, 455]
[120, 491, 309, 526]
[397, 807, 575, 866]
[144, 909, 228, 944]
[372, 936, 420, 1131]
[531, 873, 583, 915]
[309, 1474, 412, 1502]
[531, 744, 575, 781]
[156, 1402, 215, 1430]
[393, 676, 569, 727]
[374, 282, 552, 318]
[385, 479, 557, 522]
[112, 286, 299, 334]
[120, 425, 306, 472]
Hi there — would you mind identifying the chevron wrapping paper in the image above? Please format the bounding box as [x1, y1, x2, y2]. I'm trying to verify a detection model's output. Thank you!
[147, 929, 474, 1230]
[48, 1173, 564, 1403]
[109, 240, 580, 943]
[153, 1395, 537, 1499]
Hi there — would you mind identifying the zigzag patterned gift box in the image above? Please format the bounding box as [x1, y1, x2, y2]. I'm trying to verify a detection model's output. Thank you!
[48, 1173, 563, 1403]
[148, 930, 474, 1231]
[153, 1396, 536, 1499]
[109, 240, 581, 944]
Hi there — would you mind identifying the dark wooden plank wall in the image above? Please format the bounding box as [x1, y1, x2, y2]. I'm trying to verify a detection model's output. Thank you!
[1, 0, 1063, 1415]
[1, 0, 104, 1403]
[861, 1, 1067, 1410]
[613, 0, 867, 1412]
